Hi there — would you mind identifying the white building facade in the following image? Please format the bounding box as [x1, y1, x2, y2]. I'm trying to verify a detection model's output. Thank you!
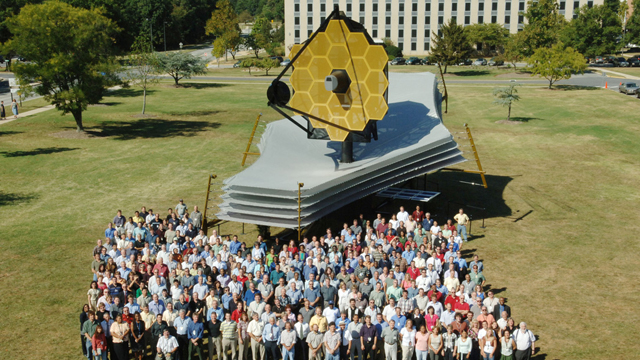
[285, 0, 604, 56]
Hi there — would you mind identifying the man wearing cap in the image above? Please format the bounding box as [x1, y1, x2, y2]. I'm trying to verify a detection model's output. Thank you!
[323, 322, 341, 360]
[322, 301, 340, 325]
[360, 315, 378, 360]
[381, 319, 399, 360]
[348, 313, 363, 360]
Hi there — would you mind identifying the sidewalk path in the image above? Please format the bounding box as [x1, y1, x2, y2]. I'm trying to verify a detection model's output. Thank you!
[0, 104, 54, 125]
[590, 67, 640, 80]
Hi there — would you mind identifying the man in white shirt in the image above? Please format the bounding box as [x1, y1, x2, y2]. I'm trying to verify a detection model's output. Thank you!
[156, 328, 178, 360]
[322, 301, 340, 324]
[483, 291, 500, 315]
[415, 269, 432, 291]
[399, 319, 416, 360]
[248, 293, 266, 318]
[512, 322, 535, 359]
[426, 296, 443, 318]
[294, 314, 310, 360]
[192, 276, 208, 300]
[382, 299, 397, 323]
[429, 221, 441, 241]
[247, 313, 265, 360]
[396, 206, 409, 223]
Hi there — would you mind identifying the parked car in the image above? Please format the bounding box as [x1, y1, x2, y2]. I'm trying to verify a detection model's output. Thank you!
[422, 56, 431, 65]
[616, 57, 629, 67]
[406, 57, 422, 65]
[269, 56, 284, 63]
[628, 58, 640, 67]
[280, 59, 291, 66]
[595, 56, 604, 64]
[233, 60, 242, 68]
[619, 82, 639, 95]
[473, 58, 487, 66]
[390, 57, 406, 65]
[458, 59, 472, 65]
[488, 57, 504, 66]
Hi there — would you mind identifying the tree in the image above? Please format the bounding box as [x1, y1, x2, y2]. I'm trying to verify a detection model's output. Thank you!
[6, 1, 118, 132]
[464, 23, 510, 56]
[255, 58, 279, 75]
[626, 0, 640, 46]
[561, 4, 621, 57]
[503, 32, 527, 69]
[521, 0, 566, 56]
[385, 45, 403, 59]
[252, 17, 274, 54]
[244, 34, 261, 58]
[260, 0, 284, 21]
[241, 58, 259, 75]
[430, 20, 474, 73]
[528, 42, 587, 89]
[125, 35, 159, 114]
[493, 84, 521, 121]
[205, 0, 242, 61]
[238, 10, 254, 24]
[156, 52, 207, 86]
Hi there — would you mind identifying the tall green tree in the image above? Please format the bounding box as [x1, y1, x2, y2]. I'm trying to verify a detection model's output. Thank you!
[206, 0, 242, 61]
[626, 0, 640, 45]
[493, 84, 521, 121]
[503, 32, 527, 69]
[124, 35, 159, 114]
[156, 52, 207, 86]
[561, 4, 621, 57]
[6, 1, 118, 132]
[464, 23, 510, 56]
[528, 42, 587, 88]
[430, 20, 474, 73]
[521, 0, 566, 56]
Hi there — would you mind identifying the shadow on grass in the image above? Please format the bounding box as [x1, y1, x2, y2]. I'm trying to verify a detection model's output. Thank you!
[0, 191, 39, 206]
[166, 110, 223, 117]
[97, 119, 221, 140]
[0, 147, 79, 157]
[109, 88, 157, 98]
[0, 131, 23, 136]
[451, 70, 491, 76]
[509, 117, 541, 123]
[179, 83, 232, 89]
[552, 85, 600, 91]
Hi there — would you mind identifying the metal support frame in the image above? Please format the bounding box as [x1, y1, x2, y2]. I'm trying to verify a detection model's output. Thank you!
[297, 182, 304, 242]
[443, 123, 488, 188]
[203, 174, 216, 234]
[241, 113, 263, 166]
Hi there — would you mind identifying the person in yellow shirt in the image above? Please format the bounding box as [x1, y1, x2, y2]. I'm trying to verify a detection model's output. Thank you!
[453, 208, 469, 242]
[132, 211, 144, 224]
[309, 307, 328, 333]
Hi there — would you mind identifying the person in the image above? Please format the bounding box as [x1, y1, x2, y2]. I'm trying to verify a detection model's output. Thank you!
[307, 323, 324, 360]
[82, 311, 100, 360]
[207, 310, 223, 360]
[399, 319, 416, 360]
[92, 325, 108, 360]
[174, 310, 192, 360]
[151, 314, 169, 359]
[248, 312, 265, 360]
[427, 325, 442, 360]
[360, 315, 378, 360]
[480, 329, 496, 360]
[512, 322, 535, 360]
[280, 320, 297, 360]
[187, 313, 204, 360]
[129, 312, 145, 360]
[453, 209, 469, 242]
[381, 319, 399, 360]
[0, 100, 5, 120]
[442, 325, 457, 360]
[323, 322, 342, 360]
[80, 304, 91, 357]
[110, 314, 129, 360]
[310, 307, 328, 333]
[415, 325, 429, 360]
[156, 328, 179, 360]
[262, 316, 281, 360]
[11, 99, 18, 119]
[348, 313, 363, 360]
[238, 312, 251, 360]
[454, 330, 472, 360]
[500, 329, 516, 360]
[220, 312, 238, 360]
[425, 307, 439, 332]
[294, 313, 310, 360]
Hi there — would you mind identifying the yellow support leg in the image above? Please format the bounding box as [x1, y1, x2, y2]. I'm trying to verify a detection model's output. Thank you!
[241, 113, 262, 166]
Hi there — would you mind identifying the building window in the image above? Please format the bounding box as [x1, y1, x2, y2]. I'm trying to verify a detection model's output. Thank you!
[373, 29, 378, 37]
[452, 16, 457, 23]
[479, 3, 484, 11]
[519, 2, 525, 11]
[321, 16, 325, 22]
[399, 42, 403, 50]
[573, 1, 579, 11]
[559, 1, 565, 10]
[386, 16, 391, 24]
[411, 42, 417, 50]
[465, 2, 471, 11]
[439, 3, 444, 11]
[425, 29, 429, 36]
[478, 15, 483, 23]
[373, 3, 378, 11]
[295, 4, 299, 12]
[400, 3, 404, 11]
[308, 4, 312, 12]
[321, 3, 325, 11]
[426, 16, 431, 24]
[386, 29, 391, 37]
[295, 17, 299, 25]
[360, 3, 365, 11]
[412, 29, 417, 37]
[438, 16, 443, 24]
[505, 15, 510, 23]
[426, 3, 431, 11]
[308, 29, 313, 36]
[518, 15, 523, 23]
[295, 29, 300, 38]
[347, 3, 352, 11]
[452, 3, 457, 11]
[399, 16, 404, 24]
[464, 15, 470, 24]
[424, 42, 430, 51]
[373, 17, 378, 24]
[437, 29, 442, 37]
[588, 1, 593, 7]
[492, 2, 498, 11]
[412, 16, 417, 24]
[506, 2, 511, 10]
[308, 17, 312, 24]
[399, 29, 404, 37]
[386, 3, 391, 11]
[413, 3, 418, 11]
[360, 16, 365, 23]
[491, 15, 496, 23]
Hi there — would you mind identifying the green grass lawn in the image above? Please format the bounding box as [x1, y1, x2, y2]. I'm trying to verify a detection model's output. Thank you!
[599, 66, 640, 78]
[389, 64, 534, 80]
[1, 78, 639, 359]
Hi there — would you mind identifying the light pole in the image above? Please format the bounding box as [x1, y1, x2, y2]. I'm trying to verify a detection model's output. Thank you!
[297, 182, 304, 242]
[163, 21, 167, 52]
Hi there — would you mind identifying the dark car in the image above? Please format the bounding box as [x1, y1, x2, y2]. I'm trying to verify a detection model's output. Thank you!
[233, 60, 242, 68]
[488, 57, 504, 66]
[390, 57, 406, 65]
[595, 56, 604, 64]
[458, 59, 472, 65]
[619, 82, 639, 95]
[269, 56, 284, 63]
[422, 56, 431, 65]
[617, 57, 629, 67]
[406, 57, 422, 65]
[628, 58, 640, 67]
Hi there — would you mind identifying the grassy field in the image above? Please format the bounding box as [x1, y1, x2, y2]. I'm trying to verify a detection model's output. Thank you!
[389, 64, 534, 79]
[1, 76, 639, 359]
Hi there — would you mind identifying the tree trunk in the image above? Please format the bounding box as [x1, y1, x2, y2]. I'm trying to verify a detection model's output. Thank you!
[73, 109, 84, 132]
[548, 78, 553, 89]
[507, 103, 511, 121]
[142, 87, 147, 114]
[225, 50, 228, 61]
[254, 50, 259, 58]
[174, 77, 179, 86]
[444, 64, 448, 74]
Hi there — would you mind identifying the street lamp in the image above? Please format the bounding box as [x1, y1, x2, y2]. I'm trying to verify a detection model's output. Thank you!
[297, 182, 304, 242]
[163, 21, 167, 52]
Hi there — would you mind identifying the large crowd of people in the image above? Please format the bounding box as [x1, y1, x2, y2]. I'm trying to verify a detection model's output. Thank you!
[82, 201, 537, 360]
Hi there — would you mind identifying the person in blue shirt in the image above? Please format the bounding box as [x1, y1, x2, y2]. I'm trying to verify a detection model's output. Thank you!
[221, 288, 234, 311]
[390, 307, 406, 330]
[269, 264, 285, 285]
[229, 235, 242, 256]
[105, 223, 116, 240]
[303, 281, 321, 308]
[173, 310, 192, 359]
[302, 259, 318, 280]
[262, 317, 281, 360]
[187, 313, 204, 360]
[242, 255, 257, 274]
[243, 284, 260, 306]
[402, 247, 415, 264]
[286, 284, 304, 307]
[206, 300, 224, 322]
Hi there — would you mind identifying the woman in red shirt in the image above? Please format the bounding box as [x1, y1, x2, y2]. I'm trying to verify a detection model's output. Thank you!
[92, 325, 108, 360]
[424, 306, 440, 332]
